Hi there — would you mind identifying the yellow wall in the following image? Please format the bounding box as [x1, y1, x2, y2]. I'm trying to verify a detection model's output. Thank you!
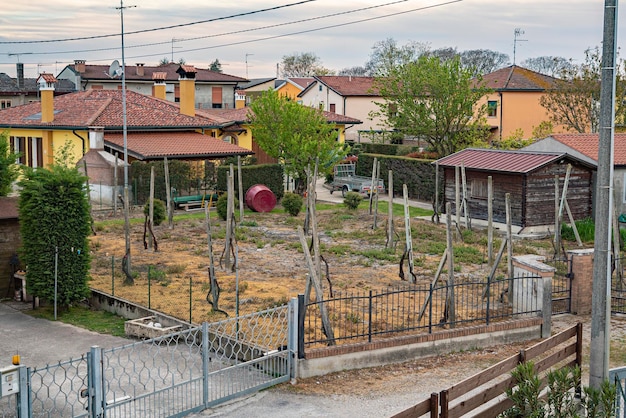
[481, 91, 569, 140]
[5, 127, 86, 168]
[276, 83, 303, 101]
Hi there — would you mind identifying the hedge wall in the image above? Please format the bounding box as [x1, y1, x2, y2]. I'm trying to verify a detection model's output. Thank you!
[217, 163, 284, 201]
[356, 153, 442, 203]
[359, 143, 421, 156]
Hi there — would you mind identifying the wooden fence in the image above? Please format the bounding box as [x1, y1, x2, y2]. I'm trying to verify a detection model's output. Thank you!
[392, 323, 583, 418]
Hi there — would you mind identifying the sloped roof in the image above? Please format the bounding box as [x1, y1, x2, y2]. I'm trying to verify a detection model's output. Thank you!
[105, 132, 253, 160]
[549, 133, 626, 166]
[0, 89, 226, 129]
[65, 62, 247, 83]
[288, 77, 315, 89]
[302, 76, 380, 97]
[202, 106, 362, 125]
[237, 78, 276, 89]
[436, 148, 571, 174]
[0, 73, 74, 94]
[481, 65, 558, 91]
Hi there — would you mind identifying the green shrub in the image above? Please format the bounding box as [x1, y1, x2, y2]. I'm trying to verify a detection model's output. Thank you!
[344, 192, 362, 210]
[216, 194, 239, 221]
[282, 192, 303, 216]
[143, 199, 166, 226]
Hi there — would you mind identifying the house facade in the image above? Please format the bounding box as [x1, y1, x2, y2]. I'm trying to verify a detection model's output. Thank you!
[275, 77, 314, 101]
[435, 148, 593, 230]
[479, 65, 569, 141]
[298, 76, 383, 143]
[524, 133, 626, 216]
[56, 60, 247, 110]
[0, 63, 74, 109]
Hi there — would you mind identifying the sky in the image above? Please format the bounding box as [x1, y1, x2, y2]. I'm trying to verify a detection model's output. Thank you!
[0, 0, 622, 80]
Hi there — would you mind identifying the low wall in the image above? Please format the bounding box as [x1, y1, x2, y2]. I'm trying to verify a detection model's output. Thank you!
[297, 317, 542, 379]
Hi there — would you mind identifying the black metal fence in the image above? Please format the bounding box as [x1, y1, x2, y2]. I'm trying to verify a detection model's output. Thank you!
[611, 256, 626, 314]
[302, 274, 543, 347]
[546, 256, 572, 315]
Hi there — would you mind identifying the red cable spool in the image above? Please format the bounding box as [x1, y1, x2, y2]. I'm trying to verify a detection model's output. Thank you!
[245, 184, 277, 213]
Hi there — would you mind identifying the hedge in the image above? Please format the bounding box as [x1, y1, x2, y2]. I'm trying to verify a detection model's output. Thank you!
[359, 143, 422, 156]
[355, 153, 442, 203]
[216, 163, 284, 201]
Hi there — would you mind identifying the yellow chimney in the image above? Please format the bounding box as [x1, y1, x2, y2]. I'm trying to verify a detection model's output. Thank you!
[152, 72, 167, 100]
[37, 73, 57, 123]
[235, 90, 246, 109]
[176, 65, 197, 117]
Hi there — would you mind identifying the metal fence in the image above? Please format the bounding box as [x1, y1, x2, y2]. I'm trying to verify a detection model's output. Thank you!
[612, 256, 626, 315]
[611, 366, 626, 418]
[546, 256, 572, 315]
[302, 273, 542, 347]
[1, 303, 293, 418]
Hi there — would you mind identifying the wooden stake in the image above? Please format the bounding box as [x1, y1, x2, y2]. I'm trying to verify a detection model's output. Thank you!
[114, 152, 119, 216]
[461, 163, 470, 230]
[403, 184, 416, 283]
[369, 157, 378, 215]
[148, 166, 155, 250]
[387, 170, 394, 248]
[446, 201, 455, 326]
[455, 166, 461, 233]
[506, 193, 513, 303]
[417, 251, 447, 322]
[554, 174, 560, 259]
[164, 157, 173, 229]
[487, 176, 493, 267]
[434, 162, 440, 224]
[237, 156, 244, 221]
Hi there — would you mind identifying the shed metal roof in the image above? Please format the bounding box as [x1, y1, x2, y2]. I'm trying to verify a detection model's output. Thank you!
[435, 148, 569, 174]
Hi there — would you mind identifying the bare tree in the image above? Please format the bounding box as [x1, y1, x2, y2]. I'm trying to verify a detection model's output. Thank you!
[365, 38, 430, 76]
[521, 56, 572, 77]
[338, 66, 369, 76]
[460, 49, 510, 77]
[281, 52, 334, 77]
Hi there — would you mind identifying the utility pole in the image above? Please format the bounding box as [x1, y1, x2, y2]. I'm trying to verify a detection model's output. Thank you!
[589, 0, 618, 389]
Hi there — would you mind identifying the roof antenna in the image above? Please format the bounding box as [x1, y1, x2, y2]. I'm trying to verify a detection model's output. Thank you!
[513, 28, 527, 65]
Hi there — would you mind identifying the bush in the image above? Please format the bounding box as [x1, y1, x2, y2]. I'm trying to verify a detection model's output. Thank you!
[282, 192, 303, 216]
[344, 192, 362, 210]
[216, 194, 239, 221]
[143, 199, 166, 226]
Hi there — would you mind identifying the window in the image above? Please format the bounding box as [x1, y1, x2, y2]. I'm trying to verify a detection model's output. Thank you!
[318, 101, 324, 110]
[318, 84, 323, 92]
[470, 178, 488, 199]
[9, 136, 42, 167]
[329, 103, 336, 113]
[0, 100, 11, 109]
[487, 100, 498, 117]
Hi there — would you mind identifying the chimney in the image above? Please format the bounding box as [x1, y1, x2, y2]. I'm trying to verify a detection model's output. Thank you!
[152, 72, 167, 100]
[37, 73, 57, 123]
[136, 63, 144, 76]
[235, 90, 246, 109]
[176, 65, 197, 117]
[16, 63, 24, 89]
[74, 60, 86, 73]
[88, 127, 105, 150]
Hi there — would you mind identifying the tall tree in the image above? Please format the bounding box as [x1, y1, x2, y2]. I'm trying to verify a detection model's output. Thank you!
[18, 162, 92, 308]
[365, 38, 429, 76]
[280, 52, 334, 77]
[249, 90, 342, 192]
[372, 55, 492, 156]
[209, 59, 222, 73]
[338, 66, 369, 76]
[521, 56, 572, 77]
[460, 49, 510, 77]
[0, 131, 20, 196]
[540, 47, 626, 133]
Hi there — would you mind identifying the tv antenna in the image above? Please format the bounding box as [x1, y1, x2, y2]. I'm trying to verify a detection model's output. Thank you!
[245, 53, 254, 79]
[513, 28, 527, 65]
[171, 38, 182, 63]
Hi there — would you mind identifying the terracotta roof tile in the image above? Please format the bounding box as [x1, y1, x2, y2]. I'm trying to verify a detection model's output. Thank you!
[152, 72, 167, 81]
[105, 132, 252, 160]
[0, 89, 224, 128]
[201, 106, 362, 125]
[38, 73, 57, 83]
[481, 65, 558, 91]
[313, 76, 380, 96]
[436, 148, 567, 173]
[550, 133, 626, 166]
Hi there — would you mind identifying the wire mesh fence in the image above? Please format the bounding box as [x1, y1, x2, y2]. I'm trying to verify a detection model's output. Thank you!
[303, 273, 542, 347]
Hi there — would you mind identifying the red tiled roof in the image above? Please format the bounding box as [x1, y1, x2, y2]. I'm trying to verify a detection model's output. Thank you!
[38, 73, 57, 83]
[0, 89, 225, 129]
[313, 76, 380, 96]
[481, 65, 558, 91]
[550, 133, 626, 165]
[201, 106, 362, 125]
[436, 148, 567, 173]
[105, 132, 253, 160]
[0, 197, 18, 219]
[152, 72, 167, 81]
[288, 77, 315, 89]
[68, 62, 246, 83]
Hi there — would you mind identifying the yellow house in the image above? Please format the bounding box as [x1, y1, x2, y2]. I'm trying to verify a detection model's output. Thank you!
[0, 70, 252, 204]
[479, 65, 569, 140]
[275, 78, 315, 102]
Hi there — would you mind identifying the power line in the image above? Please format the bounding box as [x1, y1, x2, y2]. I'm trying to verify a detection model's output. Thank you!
[0, 0, 318, 45]
[17, 0, 415, 57]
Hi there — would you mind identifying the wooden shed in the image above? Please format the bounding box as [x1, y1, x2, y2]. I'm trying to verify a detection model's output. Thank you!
[435, 149, 594, 229]
[0, 197, 21, 298]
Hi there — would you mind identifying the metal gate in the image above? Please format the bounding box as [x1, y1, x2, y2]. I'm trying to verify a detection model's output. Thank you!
[550, 257, 572, 315]
[1, 302, 294, 418]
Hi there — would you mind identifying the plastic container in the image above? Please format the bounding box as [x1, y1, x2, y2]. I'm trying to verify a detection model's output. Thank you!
[245, 184, 277, 213]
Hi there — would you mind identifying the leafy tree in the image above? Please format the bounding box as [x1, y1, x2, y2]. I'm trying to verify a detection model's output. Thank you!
[521, 56, 572, 77]
[209, 59, 222, 73]
[460, 49, 510, 77]
[540, 47, 626, 133]
[0, 131, 20, 196]
[177, 57, 186, 65]
[280, 52, 334, 77]
[249, 89, 342, 193]
[372, 55, 492, 156]
[365, 38, 429, 76]
[18, 163, 92, 308]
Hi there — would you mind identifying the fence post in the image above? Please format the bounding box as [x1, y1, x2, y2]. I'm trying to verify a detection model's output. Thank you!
[297, 295, 305, 359]
[148, 266, 151, 310]
[368, 290, 373, 343]
[429, 392, 439, 418]
[88, 346, 104, 418]
[189, 276, 193, 324]
[202, 322, 209, 408]
[486, 278, 491, 326]
[111, 255, 115, 296]
[440, 389, 449, 418]
[428, 284, 433, 334]
[568, 249, 595, 315]
[16, 366, 28, 418]
[288, 297, 299, 381]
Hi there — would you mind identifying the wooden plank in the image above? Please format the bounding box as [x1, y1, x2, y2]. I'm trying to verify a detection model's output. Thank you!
[533, 343, 577, 374]
[390, 396, 434, 418]
[472, 397, 515, 418]
[524, 324, 579, 360]
[446, 354, 520, 399]
[448, 376, 516, 417]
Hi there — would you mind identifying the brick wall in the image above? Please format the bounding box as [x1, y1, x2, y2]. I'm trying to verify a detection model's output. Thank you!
[569, 249, 594, 315]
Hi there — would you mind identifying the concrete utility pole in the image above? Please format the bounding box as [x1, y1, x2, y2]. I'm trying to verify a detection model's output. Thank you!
[589, 0, 618, 389]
